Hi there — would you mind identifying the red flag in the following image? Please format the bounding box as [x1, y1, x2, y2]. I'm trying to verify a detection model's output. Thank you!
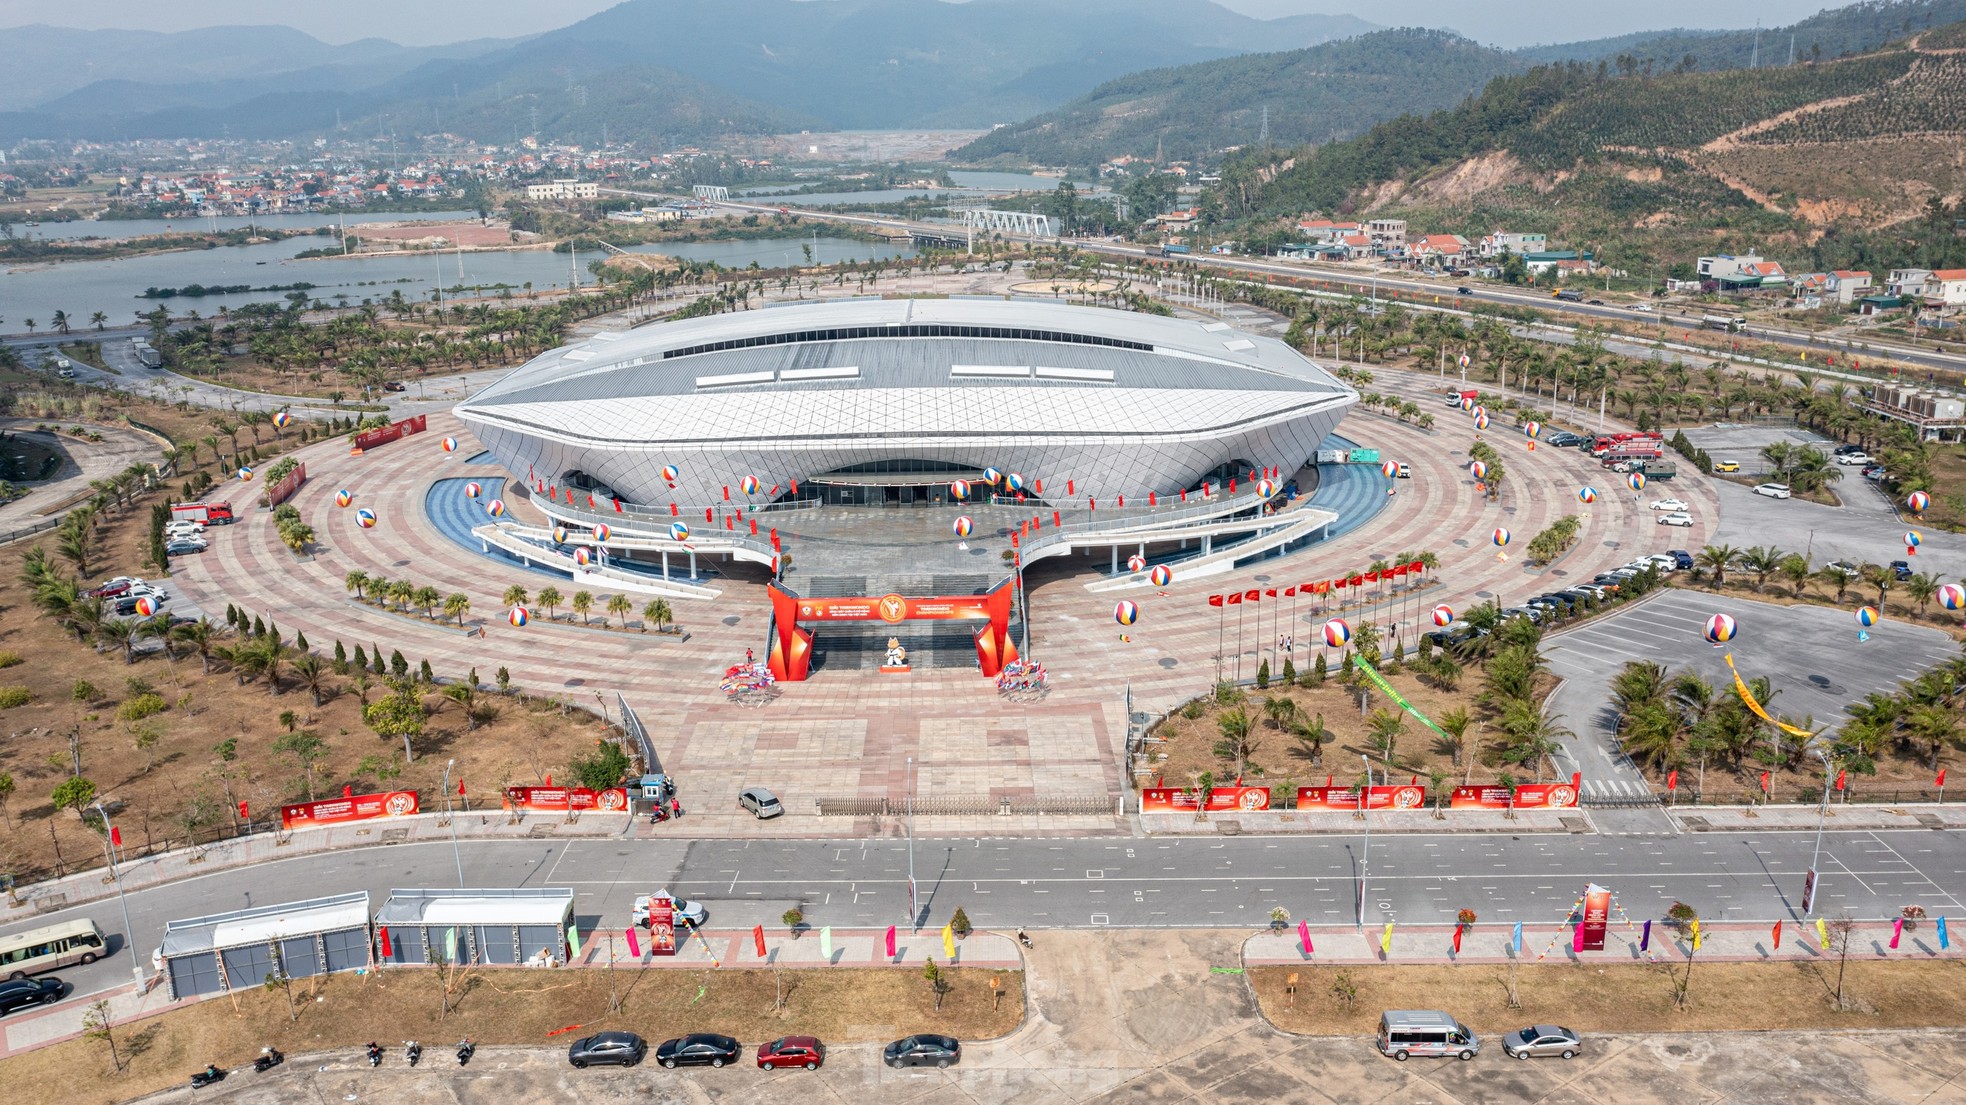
[545, 773, 552, 786]
[1244, 589, 1260, 603]
[1089, 498, 1096, 511]
[670, 502, 679, 516]
[1325, 774, 1332, 787]
[1940, 769, 1949, 788]
[1227, 593, 1243, 606]
[1772, 920, 1782, 951]
[566, 488, 575, 504]
[1452, 925, 1463, 954]
[885, 925, 897, 958]
[1117, 494, 1124, 507]
[1348, 575, 1364, 588]
[1208, 595, 1225, 608]
[379, 925, 392, 957]
[1149, 492, 1157, 506]
[1011, 532, 1019, 547]
[726, 516, 734, 530]
[705, 507, 713, 522]
[1667, 770, 1679, 790]
[1284, 586, 1297, 597]
[458, 779, 466, 796]
[790, 479, 799, 494]
[1362, 571, 1379, 583]
[1760, 771, 1771, 793]
[344, 784, 353, 797]
[1836, 769, 1847, 791]
[1180, 488, 1187, 502]
[753, 925, 767, 958]
[1068, 479, 1075, 495]
[750, 518, 758, 535]
[110, 826, 122, 847]
[587, 494, 596, 508]
[1410, 775, 1418, 786]
[613, 499, 623, 513]
[1235, 775, 1243, 786]
[238, 800, 249, 819]
[1265, 588, 1277, 599]
[723, 485, 730, 501]
[1034, 479, 1043, 494]
[624, 927, 640, 957]
[771, 533, 781, 550]
[1229, 478, 1237, 493]
[1053, 511, 1062, 527]
[1408, 560, 1426, 573]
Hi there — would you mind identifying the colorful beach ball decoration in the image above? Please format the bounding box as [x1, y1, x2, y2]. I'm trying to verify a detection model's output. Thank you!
[1628, 472, 1647, 492]
[237, 465, 253, 481]
[1907, 490, 1931, 514]
[1149, 564, 1172, 588]
[1127, 553, 1147, 573]
[983, 466, 1003, 485]
[1007, 472, 1027, 493]
[486, 498, 506, 518]
[669, 521, 690, 542]
[1905, 530, 1922, 554]
[272, 411, 292, 430]
[1470, 405, 1486, 422]
[660, 464, 680, 483]
[1322, 618, 1352, 648]
[464, 481, 482, 499]
[739, 475, 761, 495]
[1380, 460, 1399, 479]
[134, 596, 157, 617]
[1492, 527, 1511, 547]
[953, 515, 974, 537]
[1257, 479, 1278, 498]
[574, 547, 593, 566]
[1938, 582, 1965, 611]
[592, 523, 611, 544]
[1431, 604, 1455, 627]
[508, 606, 530, 627]
[1523, 420, 1542, 439]
[441, 436, 458, 453]
[1857, 605, 1881, 628]
[1703, 613, 1738, 645]
[950, 479, 971, 501]
[1469, 460, 1488, 481]
[334, 489, 353, 508]
[355, 508, 377, 528]
[1114, 601, 1140, 626]
[1474, 412, 1491, 431]
[1578, 487, 1598, 504]
[1460, 396, 1475, 412]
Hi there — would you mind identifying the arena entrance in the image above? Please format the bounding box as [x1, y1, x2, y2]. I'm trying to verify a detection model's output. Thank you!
[765, 579, 1020, 680]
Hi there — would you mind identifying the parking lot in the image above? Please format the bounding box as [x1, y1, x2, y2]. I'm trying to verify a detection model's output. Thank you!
[1544, 589, 1960, 813]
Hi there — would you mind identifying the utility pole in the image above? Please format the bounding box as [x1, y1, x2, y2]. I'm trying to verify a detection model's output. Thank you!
[905, 756, 918, 931]
[1803, 750, 1831, 917]
[1357, 754, 1372, 931]
[440, 759, 464, 887]
[92, 802, 144, 988]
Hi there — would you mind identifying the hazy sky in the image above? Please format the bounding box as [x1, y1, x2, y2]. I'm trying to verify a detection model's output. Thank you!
[0, 0, 1853, 48]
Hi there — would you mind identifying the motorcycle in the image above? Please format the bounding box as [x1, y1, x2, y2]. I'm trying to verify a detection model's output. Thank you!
[456, 1038, 476, 1067]
[253, 1047, 284, 1073]
[1017, 929, 1034, 949]
[406, 1040, 422, 1067]
[190, 1065, 226, 1089]
[366, 1042, 383, 1068]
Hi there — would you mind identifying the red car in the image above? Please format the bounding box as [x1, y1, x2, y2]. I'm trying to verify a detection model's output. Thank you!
[756, 1036, 825, 1071]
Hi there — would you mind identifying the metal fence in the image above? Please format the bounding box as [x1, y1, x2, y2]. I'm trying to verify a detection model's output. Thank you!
[617, 693, 657, 774]
[811, 795, 1118, 817]
[0, 517, 61, 547]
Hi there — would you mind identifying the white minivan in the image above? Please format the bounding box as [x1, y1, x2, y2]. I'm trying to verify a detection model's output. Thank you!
[1378, 1010, 1480, 1061]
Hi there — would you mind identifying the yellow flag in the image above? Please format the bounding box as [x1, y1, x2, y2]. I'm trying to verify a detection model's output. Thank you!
[1817, 918, 1831, 950]
[1381, 922, 1394, 954]
[941, 923, 955, 959]
[1690, 920, 1702, 950]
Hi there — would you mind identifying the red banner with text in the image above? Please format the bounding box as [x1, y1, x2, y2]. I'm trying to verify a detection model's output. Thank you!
[352, 413, 428, 453]
[280, 790, 420, 830]
[1449, 774, 1582, 810]
[501, 785, 629, 812]
[1295, 784, 1430, 811]
[1581, 884, 1610, 951]
[263, 462, 307, 507]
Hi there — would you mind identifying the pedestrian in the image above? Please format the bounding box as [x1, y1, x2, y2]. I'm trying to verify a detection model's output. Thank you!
[746, 647, 754, 664]
[671, 796, 682, 820]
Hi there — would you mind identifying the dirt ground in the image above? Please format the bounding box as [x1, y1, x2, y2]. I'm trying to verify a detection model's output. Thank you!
[0, 468, 614, 885]
[1253, 958, 1966, 1036]
[0, 964, 1023, 1105]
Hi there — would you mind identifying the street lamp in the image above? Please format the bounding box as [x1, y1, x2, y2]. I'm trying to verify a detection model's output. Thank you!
[1357, 754, 1372, 931]
[440, 759, 464, 887]
[91, 802, 144, 987]
[905, 756, 918, 931]
[1804, 749, 1832, 917]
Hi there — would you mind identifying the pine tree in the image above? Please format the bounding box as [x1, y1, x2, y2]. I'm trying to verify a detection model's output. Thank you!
[252, 615, 266, 638]
[418, 658, 434, 684]
[353, 645, 368, 673]
[1310, 653, 1328, 685]
[1256, 660, 1271, 689]
[333, 640, 348, 674]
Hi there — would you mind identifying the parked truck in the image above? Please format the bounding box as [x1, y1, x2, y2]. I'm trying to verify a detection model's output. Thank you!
[170, 501, 236, 525]
[1158, 243, 1191, 256]
[1638, 459, 1677, 480]
[135, 345, 162, 369]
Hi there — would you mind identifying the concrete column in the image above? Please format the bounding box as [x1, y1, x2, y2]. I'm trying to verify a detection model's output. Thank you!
[689, 550, 698, 579]
[1110, 546, 1118, 574]
[1203, 535, 1213, 555]
[661, 550, 669, 580]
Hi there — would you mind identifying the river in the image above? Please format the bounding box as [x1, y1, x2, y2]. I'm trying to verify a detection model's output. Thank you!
[12, 210, 484, 243]
[0, 236, 917, 329]
[736, 170, 1105, 207]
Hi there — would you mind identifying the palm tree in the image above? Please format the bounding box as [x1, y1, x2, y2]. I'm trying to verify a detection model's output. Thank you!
[571, 590, 594, 625]
[1695, 544, 1739, 589]
[1820, 563, 1855, 604]
[642, 598, 672, 632]
[388, 579, 415, 611]
[537, 586, 563, 621]
[1905, 573, 1940, 620]
[1907, 704, 1960, 772]
[96, 617, 140, 664]
[344, 570, 370, 601]
[606, 593, 632, 628]
[1777, 553, 1813, 599]
[292, 653, 329, 707]
[444, 592, 471, 626]
[1214, 707, 1257, 779]
[502, 584, 530, 610]
[171, 617, 223, 674]
[1262, 695, 1299, 733]
[89, 311, 107, 331]
[1859, 563, 1895, 611]
[1739, 546, 1786, 591]
[1366, 709, 1404, 772]
[413, 585, 441, 618]
[51, 309, 70, 335]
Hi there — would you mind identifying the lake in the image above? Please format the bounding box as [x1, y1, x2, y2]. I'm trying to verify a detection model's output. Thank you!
[1, 235, 917, 328]
[737, 170, 1105, 207]
[13, 210, 484, 243]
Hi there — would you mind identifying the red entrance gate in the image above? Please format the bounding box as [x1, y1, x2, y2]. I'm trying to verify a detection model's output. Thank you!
[765, 581, 1019, 681]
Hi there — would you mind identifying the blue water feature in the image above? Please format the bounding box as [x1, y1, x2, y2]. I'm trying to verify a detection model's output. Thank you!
[424, 476, 717, 584]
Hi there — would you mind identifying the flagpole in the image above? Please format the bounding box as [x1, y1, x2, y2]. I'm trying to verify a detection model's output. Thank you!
[1216, 599, 1226, 684]
[1235, 599, 1245, 683]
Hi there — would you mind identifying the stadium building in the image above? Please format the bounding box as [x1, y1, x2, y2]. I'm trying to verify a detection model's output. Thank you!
[454, 297, 1355, 510]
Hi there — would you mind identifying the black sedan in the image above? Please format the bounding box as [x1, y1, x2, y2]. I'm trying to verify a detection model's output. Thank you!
[884, 1033, 961, 1069]
[567, 1030, 646, 1068]
[656, 1033, 741, 1069]
[0, 977, 65, 1015]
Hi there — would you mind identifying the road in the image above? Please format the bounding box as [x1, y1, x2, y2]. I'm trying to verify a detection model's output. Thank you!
[671, 194, 1966, 377]
[14, 827, 1966, 1006]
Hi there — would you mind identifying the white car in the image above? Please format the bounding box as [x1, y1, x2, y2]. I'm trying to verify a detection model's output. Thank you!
[632, 892, 707, 929]
[1835, 452, 1869, 466]
[1639, 554, 1680, 572]
[1648, 498, 1688, 512]
[1630, 303, 1655, 313]
[1656, 512, 1695, 527]
[1753, 483, 1792, 499]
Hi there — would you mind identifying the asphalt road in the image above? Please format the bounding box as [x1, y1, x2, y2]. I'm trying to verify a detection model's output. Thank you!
[15, 828, 1966, 1005]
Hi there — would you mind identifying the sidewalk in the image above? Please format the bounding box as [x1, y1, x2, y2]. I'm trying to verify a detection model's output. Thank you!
[1243, 916, 1961, 967]
[1669, 802, 1966, 832]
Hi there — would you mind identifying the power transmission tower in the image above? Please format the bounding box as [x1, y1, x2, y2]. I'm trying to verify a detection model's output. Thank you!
[1259, 105, 1269, 147]
[1751, 22, 1760, 68]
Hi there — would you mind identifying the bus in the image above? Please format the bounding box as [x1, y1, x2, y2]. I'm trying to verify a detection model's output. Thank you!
[1702, 314, 1746, 333]
[1, 919, 107, 979]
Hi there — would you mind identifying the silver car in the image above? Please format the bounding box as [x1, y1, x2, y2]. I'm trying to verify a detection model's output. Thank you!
[1502, 1025, 1581, 1060]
